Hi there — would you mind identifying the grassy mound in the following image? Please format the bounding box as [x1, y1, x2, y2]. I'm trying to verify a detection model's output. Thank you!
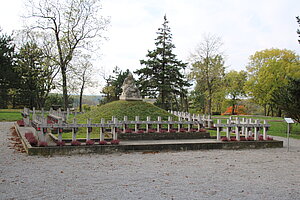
[72, 100, 176, 123]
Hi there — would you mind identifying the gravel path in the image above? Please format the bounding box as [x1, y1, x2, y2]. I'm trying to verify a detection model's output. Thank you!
[1, 122, 299, 200]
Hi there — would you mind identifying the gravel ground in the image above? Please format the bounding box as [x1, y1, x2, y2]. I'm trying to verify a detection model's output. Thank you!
[0, 122, 300, 200]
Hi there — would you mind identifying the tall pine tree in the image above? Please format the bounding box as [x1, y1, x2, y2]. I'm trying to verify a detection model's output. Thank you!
[135, 15, 190, 110]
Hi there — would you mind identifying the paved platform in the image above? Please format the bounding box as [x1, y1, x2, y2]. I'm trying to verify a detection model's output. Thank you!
[15, 124, 283, 156]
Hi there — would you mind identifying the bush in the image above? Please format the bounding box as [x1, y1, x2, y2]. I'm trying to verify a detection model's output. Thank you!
[25, 132, 34, 140]
[148, 129, 156, 133]
[99, 140, 107, 145]
[125, 129, 132, 133]
[179, 128, 186, 133]
[39, 141, 48, 147]
[86, 140, 95, 145]
[259, 135, 264, 141]
[56, 141, 66, 146]
[17, 120, 25, 127]
[111, 140, 120, 145]
[199, 128, 206, 132]
[135, 130, 144, 134]
[28, 138, 38, 146]
[230, 137, 237, 141]
[247, 137, 254, 141]
[221, 137, 228, 141]
[71, 140, 81, 146]
[240, 137, 247, 141]
[266, 136, 273, 140]
[169, 129, 177, 133]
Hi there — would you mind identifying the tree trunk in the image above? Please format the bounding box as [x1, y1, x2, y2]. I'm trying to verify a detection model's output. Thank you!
[61, 67, 68, 110]
[79, 80, 85, 112]
[231, 103, 235, 115]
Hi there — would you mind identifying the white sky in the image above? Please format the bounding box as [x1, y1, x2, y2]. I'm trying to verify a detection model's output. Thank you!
[0, 0, 299, 95]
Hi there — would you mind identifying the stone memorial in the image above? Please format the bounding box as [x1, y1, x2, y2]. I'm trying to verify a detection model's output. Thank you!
[119, 72, 142, 101]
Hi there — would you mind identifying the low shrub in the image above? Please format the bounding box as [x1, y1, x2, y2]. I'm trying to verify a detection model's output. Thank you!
[247, 137, 254, 141]
[28, 138, 38, 146]
[17, 120, 25, 127]
[169, 129, 177, 133]
[39, 141, 48, 147]
[266, 136, 273, 140]
[99, 140, 107, 145]
[25, 132, 34, 140]
[148, 129, 156, 133]
[221, 137, 228, 141]
[71, 140, 81, 146]
[125, 129, 132, 133]
[136, 130, 144, 134]
[111, 140, 120, 145]
[190, 128, 197, 132]
[159, 130, 167, 133]
[230, 137, 237, 141]
[259, 136, 264, 141]
[199, 128, 206, 132]
[240, 137, 247, 141]
[179, 128, 186, 133]
[86, 140, 95, 145]
[56, 141, 66, 146]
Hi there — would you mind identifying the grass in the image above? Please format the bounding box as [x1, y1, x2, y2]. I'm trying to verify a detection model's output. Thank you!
[0, 109, 22, 121]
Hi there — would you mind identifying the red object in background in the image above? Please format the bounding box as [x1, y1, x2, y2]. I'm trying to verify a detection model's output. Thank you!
[222, 105, 247, 115]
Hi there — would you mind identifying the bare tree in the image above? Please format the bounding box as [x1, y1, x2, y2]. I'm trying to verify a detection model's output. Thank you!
[24, 0, 109, 110]
[189, 34, 225, 115]
[69, 54, 94, 112]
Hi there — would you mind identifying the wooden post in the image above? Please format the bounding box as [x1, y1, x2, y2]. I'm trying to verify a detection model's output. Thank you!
[100, 118, 105, 141]
[217, 119, 221, 140]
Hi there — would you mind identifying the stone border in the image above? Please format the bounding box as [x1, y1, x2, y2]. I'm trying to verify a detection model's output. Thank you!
[118, 131, 211, 140]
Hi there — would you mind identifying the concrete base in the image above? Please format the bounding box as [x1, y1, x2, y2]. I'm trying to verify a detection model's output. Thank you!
[15, 124, 283, 156]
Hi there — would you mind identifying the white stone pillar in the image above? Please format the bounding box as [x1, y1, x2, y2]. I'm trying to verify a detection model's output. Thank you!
[168, 116, 172, 132]
[113, 118, 118, 140]
[254, 120, 259, 140]
[135, 116, 139, 132]
[226, 119, 231, 139]
[146, 116, 150, 132]
[235, 118, 240, 141]
[217, 119, 221, 140]
[157, 116, 161, 132]
[100, 118, 105, 141]
[72, 118, 77, 142]
[123, 116, 128, 133]
[263, 120, 267, 140]
[86, 118, 91, 141]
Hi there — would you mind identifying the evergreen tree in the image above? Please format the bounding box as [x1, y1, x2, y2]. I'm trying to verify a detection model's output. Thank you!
[0, 31, 18, 108]
[135, 15, 190, 110]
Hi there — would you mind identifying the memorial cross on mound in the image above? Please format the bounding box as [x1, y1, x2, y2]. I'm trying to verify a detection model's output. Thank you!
[119, 72, 142, 101]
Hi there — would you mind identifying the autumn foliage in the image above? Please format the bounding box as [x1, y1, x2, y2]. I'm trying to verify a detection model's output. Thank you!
[222, 105, 247, 115]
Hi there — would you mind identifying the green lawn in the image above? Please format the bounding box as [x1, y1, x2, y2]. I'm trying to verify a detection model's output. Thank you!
[209, 116, 300, 139]
[0, 109, 22, 121]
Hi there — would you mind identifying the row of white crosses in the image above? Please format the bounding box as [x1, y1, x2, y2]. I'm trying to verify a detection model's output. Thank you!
[169, 110, 213, 128]
[32, 115, 205, 143]
[214, 117, 270, 141]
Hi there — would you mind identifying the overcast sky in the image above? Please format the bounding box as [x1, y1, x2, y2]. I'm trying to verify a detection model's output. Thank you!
[0, 0, 299, 95]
